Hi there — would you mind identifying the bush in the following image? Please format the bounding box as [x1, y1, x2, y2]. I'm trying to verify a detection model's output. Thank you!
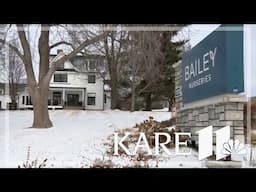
[133, 116, 175, 148]
[18, 146, 48, 168]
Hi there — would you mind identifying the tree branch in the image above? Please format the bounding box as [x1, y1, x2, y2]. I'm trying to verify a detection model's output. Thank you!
[50, 41, 74, 49]
[16, 24, 37, 87]
[63, 31, 110, 62]
[38, 24, 50, 83]
[44, 31, 110, 83]
[0, 39, 24, 60]
[137, 81, 153, 95]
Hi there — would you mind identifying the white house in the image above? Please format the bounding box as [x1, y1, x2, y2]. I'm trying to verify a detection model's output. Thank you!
[17, 54, 111, 110]
[0, 84, 11, 110]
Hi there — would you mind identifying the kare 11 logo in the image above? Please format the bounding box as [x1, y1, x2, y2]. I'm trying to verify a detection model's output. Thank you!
[198, 126, 246, 160]
[113, 125, 246, 160]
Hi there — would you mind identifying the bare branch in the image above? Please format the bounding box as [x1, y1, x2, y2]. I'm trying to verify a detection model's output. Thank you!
[16, 24, 37, 87]
[137, 81, 154, 95]
[16, 24, 32, 61]
[51, 31, 109, 67]
[0, 39, 24, 60]
[49, 41, 74, 49]
[64, 31, 109, 61]
[44, 31, 110, 83]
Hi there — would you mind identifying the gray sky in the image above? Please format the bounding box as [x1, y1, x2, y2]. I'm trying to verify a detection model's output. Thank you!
[1, 24, 221, 83]
[2, 24, 254, 97]
[186, 24, 220, 47]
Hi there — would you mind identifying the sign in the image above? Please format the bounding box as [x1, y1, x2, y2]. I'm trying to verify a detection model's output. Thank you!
[113, 125, 246, 160]
[182, 24, 244, 104]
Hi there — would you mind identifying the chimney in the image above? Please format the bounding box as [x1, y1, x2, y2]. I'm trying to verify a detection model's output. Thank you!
[57, 49, 63, 54]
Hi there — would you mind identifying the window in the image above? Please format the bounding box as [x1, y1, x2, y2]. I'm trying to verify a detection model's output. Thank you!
[22, 96, 25, 104]
[54, 73, 67, 82]
[82, 60, 88, 71]
[26, 96, 32, 105]
[87, 93, 96, 105]
[53, 92, 62, 106]
[88, 74, 96, 83]
[0, 89, 3, 95]
[88, 60, 96, 71]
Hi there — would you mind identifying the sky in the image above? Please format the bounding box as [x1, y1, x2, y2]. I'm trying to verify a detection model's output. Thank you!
[0, 24, 221, 82]
[183, 24, 256, 97]
[184, 24, 220, 47]
[0, 24, 221, 84]
[2, 24, 255, 96]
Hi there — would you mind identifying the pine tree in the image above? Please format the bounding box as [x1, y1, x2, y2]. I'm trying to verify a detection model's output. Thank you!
[158, 29, 187, 111]
[138, 26, 187, 111]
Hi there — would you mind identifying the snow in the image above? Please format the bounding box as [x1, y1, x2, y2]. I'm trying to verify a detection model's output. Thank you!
[3, 109, 251, 168]
[0, 110, 175, 168]
[107, 148, 206, 168]
[152, 107, 169, 112]
[104, 84, 111, 91]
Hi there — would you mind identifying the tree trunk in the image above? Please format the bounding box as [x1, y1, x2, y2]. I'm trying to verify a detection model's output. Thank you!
[8, 82, 17, 110]
[131, 82, 136, 112]
[110, 75, 118, 109]
[10, 98, 17, 110]
[131, 94, 135, 112]
[168, 98, 174, 112]
[168, 101, 172, 112]
[145, 92, 152, 111]
[31, 87, 52, 128]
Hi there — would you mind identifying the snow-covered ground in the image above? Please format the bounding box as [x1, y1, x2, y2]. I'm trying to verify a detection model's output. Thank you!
[0, 110, 171, 167]
[0, 109, 221, 168]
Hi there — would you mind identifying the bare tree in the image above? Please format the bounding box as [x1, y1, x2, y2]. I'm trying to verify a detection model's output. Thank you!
[103, 29, 128, 109]
[64, 25, 185, 112]
[123, 27, 186, 111]
[8, 50, 26, 109]
[68, 25, 128, 109]
[0, 24, 109, 128]
[122, 31, 163, 111]
[0, 40, 26, 109]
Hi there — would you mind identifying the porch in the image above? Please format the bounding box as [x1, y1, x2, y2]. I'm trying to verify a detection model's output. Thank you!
[48, 87, 86, 109]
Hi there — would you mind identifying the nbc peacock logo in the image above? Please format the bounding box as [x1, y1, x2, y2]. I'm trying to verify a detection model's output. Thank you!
[198, 125, 246, 160]
[222, 139, 246, 157]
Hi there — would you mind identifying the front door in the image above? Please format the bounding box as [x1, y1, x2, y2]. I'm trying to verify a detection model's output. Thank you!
[53, 92, 62, 106]
[67, 94, 79, 106]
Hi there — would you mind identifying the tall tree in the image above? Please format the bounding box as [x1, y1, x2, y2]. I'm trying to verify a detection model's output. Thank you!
[135, 27, 187, 111]
[103, 31, 122, 109]
[125, 31, 163, 111]
[158, 30, 187, 111]
[0, 43, 26, 109]
[99, 27, 127, 109]
[0, 24, 109, 128]
[68, 25, 128, 109]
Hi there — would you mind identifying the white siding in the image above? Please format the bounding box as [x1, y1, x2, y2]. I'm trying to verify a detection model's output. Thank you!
[50, 69, 104, 110]
[0, 95, 11, 109]
[104, 91, 111, 110]
[16, 59, 107, 110]
[85, 77, 104, 110]
[17, 89, 30, 109]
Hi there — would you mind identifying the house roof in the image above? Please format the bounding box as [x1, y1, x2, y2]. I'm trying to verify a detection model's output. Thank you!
[49, 54, 105, 60]
[51, 54, 106, 73]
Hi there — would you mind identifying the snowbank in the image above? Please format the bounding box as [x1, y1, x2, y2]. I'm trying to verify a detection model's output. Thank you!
[0, 110, 173, 168]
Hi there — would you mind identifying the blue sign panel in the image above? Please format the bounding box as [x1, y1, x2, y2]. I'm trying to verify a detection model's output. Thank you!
[182, 24, 244, 104]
